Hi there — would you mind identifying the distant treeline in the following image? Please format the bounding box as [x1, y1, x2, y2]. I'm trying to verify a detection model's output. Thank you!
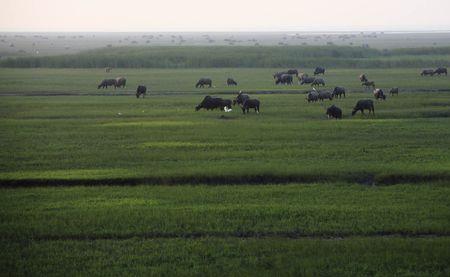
[1, 46, 450, 68]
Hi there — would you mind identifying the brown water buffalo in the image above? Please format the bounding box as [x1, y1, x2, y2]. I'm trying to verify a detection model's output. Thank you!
[373, 89, 386, 100]
[98, 79, 116, 89]
[434, 67, 447, 76]
[136, 85, 147, 98]
[314, 67, 325, 75]
[115, 77, 126, 88]
[352, 99, 375, 116]
[311, 78, 325, 87]
[421, 69, 435, 76]
[332, 87, 346, 98]
[196, 78, 212, 88]
[389, 87, 399, 96]
[326, 105, 342, 119]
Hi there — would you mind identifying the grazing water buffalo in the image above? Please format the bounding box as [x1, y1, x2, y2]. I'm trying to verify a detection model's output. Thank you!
[241, 99, 260, 114]
[389, 87, 399, 96]
[318, 90, 333, 101]
[299, 76, 315, 85]
[421, 69, 435, 76]
[136, 85, 147, 98]
[359, 74, 368, 82]
[332, 87, 346, 98]
[362, 81, 375, 89]
[195, 96, 232, 111]
[233, 91, 250, 106]
[196, 78, 212, 88]
[115, 77, 127, 88]
[326, 105, 342, 119]
[352, 99, 375, 116]
[306, 90, 319, 102]
[227, 78, 237, 86]
[373, 89, 386, 100]
[434, 67, 447, 76]
[275, 74, 293, 85]
[314, 67, 325, 75]
[311, 78, 325, 87]
[97, 79, 116, 89]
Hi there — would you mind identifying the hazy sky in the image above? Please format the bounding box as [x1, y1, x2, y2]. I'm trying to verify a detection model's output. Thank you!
[1, 0, 450, 32]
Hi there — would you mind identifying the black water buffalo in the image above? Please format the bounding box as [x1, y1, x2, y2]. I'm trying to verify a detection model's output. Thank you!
[136, 85, 147, 98]
[434, 67, 447, 76]
[299, 76, 315, 85]
[115, 77, 126, 88]
[273, 71, 288, 79]
[196, 78, 212, 88]
[326, 105, 342, 119]
[97, 79, 116, 89]
[359, 74, 368, 82]
[275, 74, 293, 85]
[421, 69, 435, 76]
[227, 78, 237, 86]
[362, 81, 375, 89]
[314, 67, 325, 75]
[389, 87, 399, 96]
[233, 91, 250, 106]
[311, 78, 325, 87]
[352, 99, 375, 116]
[318, 90, 333, 101]
[306, 90, 319, 102]
[373, 89, 386, 100]
[241, 99, 260, 114]
[332, 87, 346, 98]
[195, 96, 231, 111]
[286, 69, 299, 76]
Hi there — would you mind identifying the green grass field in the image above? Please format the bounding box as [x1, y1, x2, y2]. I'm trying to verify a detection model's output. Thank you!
[1, 67, 449, 275]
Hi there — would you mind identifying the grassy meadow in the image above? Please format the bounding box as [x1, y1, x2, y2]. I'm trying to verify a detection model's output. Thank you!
[0, 65, 449, 275]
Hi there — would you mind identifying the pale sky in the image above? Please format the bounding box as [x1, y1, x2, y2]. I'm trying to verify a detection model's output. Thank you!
[1, 0, 450, 32]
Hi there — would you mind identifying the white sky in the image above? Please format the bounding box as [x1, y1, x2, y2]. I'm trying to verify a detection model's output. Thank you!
[1, 0, 450, 32]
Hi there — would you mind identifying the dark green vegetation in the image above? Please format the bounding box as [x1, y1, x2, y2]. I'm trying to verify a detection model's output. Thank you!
[1, 184, 449, 275]
[2, 45, 450, 68]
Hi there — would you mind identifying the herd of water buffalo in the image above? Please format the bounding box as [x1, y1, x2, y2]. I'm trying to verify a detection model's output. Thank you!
[96, 66, 447, 118]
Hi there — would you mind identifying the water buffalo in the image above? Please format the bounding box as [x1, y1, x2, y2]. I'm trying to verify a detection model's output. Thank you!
[195, 96, 232, 111]
[241, 99, 260, 114]
[196, 78, 212, 88]
[326, 105, 342, 119]
[97, 79, 116, 89]
[136, 85, 147, 98]
[373, 89, 386, 100]
[421, 69, 435, 76]
[286, 69, 299, 76]
[115, 77, 126, 88]
[311, 78, 325, 87]
[306, 90, 319, 102]
[352, 99, 375, 116]
[359, 74, 368, 82]
[275, 74, 293, 85]
[299, 76, 315, 85]
[227, 78, 237, 86]
[362, 81, 375, 89]
[314, 67, 325, 75]
[233, 91, 250, 106]
[273, 71, 288, 79]
[318, 90, 333, 101]
[332, 87, 346, 98]
[105, 67, 112, 73]
[389, 87, 399, 96]
[434, 67, 447, 76]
